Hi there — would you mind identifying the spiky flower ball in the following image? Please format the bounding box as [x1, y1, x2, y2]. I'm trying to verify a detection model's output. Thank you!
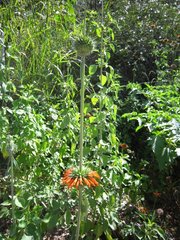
[74, 35, 94, 57]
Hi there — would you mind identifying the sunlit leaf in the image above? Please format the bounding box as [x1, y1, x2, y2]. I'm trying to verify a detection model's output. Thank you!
[91, 97, 98, 105]
[21, 234, 34, 240]
[89, 65, 97, 75]
[14, 197, 25, 209]
[100, 74, 107, 86]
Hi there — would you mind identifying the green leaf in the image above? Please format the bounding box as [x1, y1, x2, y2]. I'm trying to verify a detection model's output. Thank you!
[110, 133, 116, 145]
[47, 213, 59, 230]
[153, 228, 166, 239]
[14, 197, 25, 209]
[91, 97, 98, 106]
[105, 230, 113, 240]
[0, 207, 9, 218]
[71, 142, 76, 154]
[42, 213, 51, 223]
[1, 200, 11, 206]
[95, 224, 103, 238]
[16, 109, 25, 115]
[96, 28, 102, 37]
[19, 220, 26, 229]
[65, 209, 71, 225]
[89, 116, 96, 123]
[89, 65, 97, 75]
[151, 136, 171, 171]
[100, 74, 107, 86]
[21, 234, 34, 240]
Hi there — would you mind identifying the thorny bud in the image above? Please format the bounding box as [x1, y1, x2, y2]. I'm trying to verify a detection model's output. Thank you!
[74, 35, 94, 57]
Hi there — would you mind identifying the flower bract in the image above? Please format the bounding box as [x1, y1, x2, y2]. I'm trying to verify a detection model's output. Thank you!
[74, 35, 94, 57]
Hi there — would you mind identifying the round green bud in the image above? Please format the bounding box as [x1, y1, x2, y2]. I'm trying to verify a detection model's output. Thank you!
[74, 35, 94, 57]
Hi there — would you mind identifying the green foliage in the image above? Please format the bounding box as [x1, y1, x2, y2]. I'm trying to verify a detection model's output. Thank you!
[122, 83, 180, 171]
[110, 0, 179, 84]
[121, 211, 166, 240]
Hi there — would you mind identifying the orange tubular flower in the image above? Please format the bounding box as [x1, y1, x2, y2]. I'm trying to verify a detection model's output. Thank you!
[83, 177, 91, 188]
[88, 171, 100, 179]
[67, 178, 75, 188]
[61, 168, 100, 189]
[87, 177, 99, 187]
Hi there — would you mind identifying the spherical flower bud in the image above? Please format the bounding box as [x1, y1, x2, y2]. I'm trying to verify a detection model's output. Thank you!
[74, 35, 94, 57]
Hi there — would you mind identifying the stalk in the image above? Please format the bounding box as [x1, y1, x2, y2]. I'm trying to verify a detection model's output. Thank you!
[99, 0, 104, 164]
[10, 149, 15, 224]
[75, 56, 86, 240]
[0, 25, 5, 66]
[79, 56, 85, 172]
[7, 141, 15, 225]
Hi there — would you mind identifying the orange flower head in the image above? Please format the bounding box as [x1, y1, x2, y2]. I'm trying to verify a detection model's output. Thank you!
[119, 143, 128, 150]
[61, 167, 100, 189]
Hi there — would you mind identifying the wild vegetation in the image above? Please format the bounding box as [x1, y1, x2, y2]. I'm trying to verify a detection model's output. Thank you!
[0, 0, 179, 240]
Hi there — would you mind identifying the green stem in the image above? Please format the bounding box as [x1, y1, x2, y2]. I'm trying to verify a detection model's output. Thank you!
[75, 56, 85, 240]
[99, 0, 104, 166]
[100, 0, 104, 141]
[79, 56, 85, 171]
[75, 187, 82, 240]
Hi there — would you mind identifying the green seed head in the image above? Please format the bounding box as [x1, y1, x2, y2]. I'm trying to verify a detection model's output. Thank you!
[74, 35, 94, 57]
